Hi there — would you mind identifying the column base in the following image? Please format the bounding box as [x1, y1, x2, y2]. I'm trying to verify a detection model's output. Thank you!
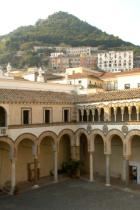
[105, 183, 111, 187]
[32, 184, 40, 189]
[89, 178, 94, 182]
[9, 189, 14, 195]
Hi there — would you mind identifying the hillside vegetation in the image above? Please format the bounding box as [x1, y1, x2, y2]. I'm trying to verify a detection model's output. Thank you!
[0, 11, 139, 68]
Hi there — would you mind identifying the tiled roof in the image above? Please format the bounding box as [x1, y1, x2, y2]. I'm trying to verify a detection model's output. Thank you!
[1, 88, 140, 105]
[77, 88, 140, 103]
[0, 89, 75, 104]
[68, 72, 101, 80]
[100, 68, 140, 79]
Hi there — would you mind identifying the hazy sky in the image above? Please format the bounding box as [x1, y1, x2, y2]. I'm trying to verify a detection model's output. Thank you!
[0, 0, 140, 45]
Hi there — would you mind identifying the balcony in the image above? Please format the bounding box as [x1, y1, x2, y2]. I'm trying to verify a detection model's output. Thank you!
[0, 127, 7, 136]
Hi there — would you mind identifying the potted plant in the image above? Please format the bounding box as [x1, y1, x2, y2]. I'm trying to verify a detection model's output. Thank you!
[62, 160, 81, 178]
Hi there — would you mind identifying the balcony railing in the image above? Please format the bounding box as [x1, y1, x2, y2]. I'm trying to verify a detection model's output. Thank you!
[0, 127, 7, 136]
[7, 120, 140, 130]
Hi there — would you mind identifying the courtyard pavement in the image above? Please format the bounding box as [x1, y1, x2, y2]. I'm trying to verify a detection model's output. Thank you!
[0, 180, 140, 210]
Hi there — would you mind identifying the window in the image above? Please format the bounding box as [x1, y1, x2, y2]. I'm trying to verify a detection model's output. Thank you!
[44, 110, 50, 123]
[22, 109, 31, 125]
[43, 108, 52, 123]
[78, 80, 82, 84]
[138, 83, 140, 88]
[124, 84, 130, 89]
[63, 108, 70, 122]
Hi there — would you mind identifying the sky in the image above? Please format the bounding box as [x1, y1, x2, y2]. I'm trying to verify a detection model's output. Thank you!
[0, 0, 140, 45]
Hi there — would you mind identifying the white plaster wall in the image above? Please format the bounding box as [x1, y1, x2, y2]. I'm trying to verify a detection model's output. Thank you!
[69, 78, 88, 88]
[117, 75, 140, 90]
[23, 74, 35, 82]
[7, 123, 140, 142]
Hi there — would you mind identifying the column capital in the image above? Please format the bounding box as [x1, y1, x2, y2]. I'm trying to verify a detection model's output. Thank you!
[136, 106, 139, 112]
[88, 150, 94, 154]
[123, 155, 131, 160]
[105, 153, 111, 156]
[128, 106, 132, 112]
[121, 106, 124, 113]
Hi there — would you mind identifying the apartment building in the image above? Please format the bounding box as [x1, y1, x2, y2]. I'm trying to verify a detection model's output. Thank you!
[98, 51, 133, 72]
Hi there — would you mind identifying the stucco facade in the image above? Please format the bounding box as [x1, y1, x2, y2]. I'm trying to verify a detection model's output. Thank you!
[1, 82, 140, 194]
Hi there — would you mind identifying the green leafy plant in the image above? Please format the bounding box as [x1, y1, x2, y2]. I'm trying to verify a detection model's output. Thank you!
[62, 160, 81, 178]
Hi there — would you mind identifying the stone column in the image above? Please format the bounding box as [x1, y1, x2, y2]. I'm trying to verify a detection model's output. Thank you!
[32, 144, 39, 188]
[81, 109, 84, 122]
[77, 109, 79, 122]
[86, 109, 90, 122]
[136, 106, 139, 121]
[34, 157, 38, 186]
[128, 107, 131, 121]
[75, 146, 80, 161]
[92, 109, 95, 122]
[121, 107, 124, 122]
[105, 154, 111, 186]
[53, 144, 58, 183]
[123, 156, 130, 187]
[89, 151, 94, 182]
[114, 108, 117, 122]
[98, 108, 101, 122]
[10, 157, 16, 195]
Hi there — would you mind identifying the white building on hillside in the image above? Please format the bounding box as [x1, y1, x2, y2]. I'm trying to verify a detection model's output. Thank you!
[66, 47, 98, 56]
[98, 51, 133, 72]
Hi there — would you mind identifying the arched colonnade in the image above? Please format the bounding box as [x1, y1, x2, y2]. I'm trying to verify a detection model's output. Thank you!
[78, 103, 140, 123]
[0, 128, 140, 194]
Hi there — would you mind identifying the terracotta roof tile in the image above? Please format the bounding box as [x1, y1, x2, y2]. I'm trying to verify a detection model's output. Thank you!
[77, 88, 140, 103]
[0, 89, 75, 104]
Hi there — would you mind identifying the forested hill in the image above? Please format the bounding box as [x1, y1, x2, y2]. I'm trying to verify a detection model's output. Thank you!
[0, 11, 139, 68]
[3, 11, 136, 47]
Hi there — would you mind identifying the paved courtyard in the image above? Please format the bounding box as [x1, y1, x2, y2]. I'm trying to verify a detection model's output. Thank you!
[0, 180, 140, 210]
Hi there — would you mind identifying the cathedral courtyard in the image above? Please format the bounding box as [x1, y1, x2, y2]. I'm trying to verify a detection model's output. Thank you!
[0, 180, 140, 210]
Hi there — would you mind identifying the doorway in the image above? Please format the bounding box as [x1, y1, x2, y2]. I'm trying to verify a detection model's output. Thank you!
[129, 165, 137, 183]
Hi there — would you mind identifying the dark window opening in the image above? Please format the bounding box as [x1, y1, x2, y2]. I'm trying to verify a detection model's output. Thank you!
[64, 109, 69, 122]
[23, 110, 29, 125]
[124, 84, 130, 89]
[44, 110, 50, 123]
[0, 107, 6, 127]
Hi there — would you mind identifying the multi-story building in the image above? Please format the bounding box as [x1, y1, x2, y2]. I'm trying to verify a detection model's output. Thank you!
[50, 55, 70, 70]
[98, 51, 133, 72]
[1, 67, 140, 195]
[65, 47, 98, 56]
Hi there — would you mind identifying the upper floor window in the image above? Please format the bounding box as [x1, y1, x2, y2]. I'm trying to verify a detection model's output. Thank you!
[43, 108, 52, 123]
[124, 84, 130, 89]
[22, 108, 31, 125]
[138, 83, 140, 88]
[0, 107, 6, 127]
[63, 108, 70, 122]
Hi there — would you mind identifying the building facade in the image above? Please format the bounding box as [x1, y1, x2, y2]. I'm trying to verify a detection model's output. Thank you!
[98, 51, 133, 72]
[1, 77, 140, 195]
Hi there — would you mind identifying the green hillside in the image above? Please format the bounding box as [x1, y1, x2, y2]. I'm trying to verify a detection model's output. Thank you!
[0, 11, 139, 68]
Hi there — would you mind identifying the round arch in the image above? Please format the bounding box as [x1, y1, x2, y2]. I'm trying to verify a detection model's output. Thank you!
[106, 129, 125, 155]
[90, 129, 105, 152]
[58, 129, 75, 146]
[126, 130, 140, 156]
[38, 131, 57, 155]
[75, 128, 89, 147]
[0, 136, 13, 187]
[0, 136, 14, 149]
[38, 131, 57, 146]
[15, 133, 37, 149]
